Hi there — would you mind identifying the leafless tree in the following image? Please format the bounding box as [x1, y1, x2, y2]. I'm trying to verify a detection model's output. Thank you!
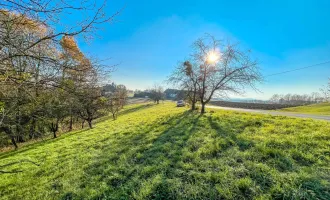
[168, 61, 199, 110]
[191, 34, 261, 113]
[150, 84, 164, 104]
[115, 85, 128, 108]
[105, 84, 127, 120]
[269, 94, 281, 104]
[321, 78, 330, 102]
[107, 97, 121, 120]
[269, 92, 325, 105]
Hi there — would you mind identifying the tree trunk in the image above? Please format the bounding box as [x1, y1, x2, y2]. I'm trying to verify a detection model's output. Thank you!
[53, 124, 57, 138]
[87, 120, 93, 129]
[11, 136, 18, 149]
[201, 103, 206, 114]
[191, 101, 196, 111]
[81, 120, 85, 128]
[121, 99, 125, 108]
[2, 127, 18, 149]
[192, 90, 196, 110]
[29, 118, 36, 139]
[17, 135, 25, 143]
[69, 114, 73, 131]
[50, 121, 58, 138]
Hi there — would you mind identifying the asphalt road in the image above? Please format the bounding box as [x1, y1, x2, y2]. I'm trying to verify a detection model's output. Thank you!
[206, 105, 330, 122]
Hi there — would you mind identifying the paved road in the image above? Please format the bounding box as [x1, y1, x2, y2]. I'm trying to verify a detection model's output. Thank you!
[206, 105, 330, 122]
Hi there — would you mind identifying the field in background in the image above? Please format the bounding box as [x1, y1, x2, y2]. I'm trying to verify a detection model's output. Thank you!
[126, 97, 150, 104]
[209, 100, 303, 110]
[1, 102, 329, 199]
[280, 102, 330, 115]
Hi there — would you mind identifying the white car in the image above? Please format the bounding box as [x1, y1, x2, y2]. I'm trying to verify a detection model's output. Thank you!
[177, 100, 185, 107]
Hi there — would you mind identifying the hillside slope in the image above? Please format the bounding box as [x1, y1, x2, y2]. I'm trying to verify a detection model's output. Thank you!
[1, 103, 330, 199]
[280, 102, 330, 115]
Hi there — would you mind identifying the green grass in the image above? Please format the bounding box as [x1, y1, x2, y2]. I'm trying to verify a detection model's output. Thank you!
[280, 102, 330, 115]
[1, 102, 330, 200]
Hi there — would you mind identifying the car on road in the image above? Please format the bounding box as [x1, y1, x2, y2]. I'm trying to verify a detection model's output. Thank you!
[177, 100, 185, 107]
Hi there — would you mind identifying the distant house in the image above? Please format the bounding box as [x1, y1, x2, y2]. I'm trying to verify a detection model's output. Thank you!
[134, 90, 152, 98]
[101, 83, 117, 97]
[164, 89, 186, 100]
[164, 89, 177, 99]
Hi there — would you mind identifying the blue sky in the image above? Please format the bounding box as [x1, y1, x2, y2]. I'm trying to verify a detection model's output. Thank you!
[75, 0, 330, 99]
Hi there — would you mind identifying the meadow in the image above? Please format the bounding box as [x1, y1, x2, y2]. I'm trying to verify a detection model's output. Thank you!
[280, 103, 330, 115]
[209, 101, 300, 110]
[0, 102, 330, 200]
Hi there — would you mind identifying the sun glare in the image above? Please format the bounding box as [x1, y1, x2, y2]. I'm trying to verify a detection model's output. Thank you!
[206, 50, 220, 64]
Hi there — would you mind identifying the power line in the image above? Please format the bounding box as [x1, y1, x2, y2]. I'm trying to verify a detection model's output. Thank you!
[265, 60, 330, 77]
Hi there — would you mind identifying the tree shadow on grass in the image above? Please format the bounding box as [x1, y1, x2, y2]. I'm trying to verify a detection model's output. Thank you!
[4, 108, 328, 200]
[206, 115, 255, 152]
[50, 110, 323, 199]
[94, 103, 156, 124]
[0, 104, 155, 159]
[206, 115, 293, 167]
[119, 103, 155, 116]
[0, 129, 88, 160]
[64, 111, 202, 199]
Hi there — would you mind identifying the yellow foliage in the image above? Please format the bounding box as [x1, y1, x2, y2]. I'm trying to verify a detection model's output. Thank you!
[60, 37, 90, 62]
[0, 9, 47, 35]
[60, 36, 84, 60]
[60, 36, 92, 71]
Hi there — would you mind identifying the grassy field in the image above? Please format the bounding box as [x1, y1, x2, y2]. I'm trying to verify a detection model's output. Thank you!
[1, 102, 330, 200]
[280, 103, 330, 115]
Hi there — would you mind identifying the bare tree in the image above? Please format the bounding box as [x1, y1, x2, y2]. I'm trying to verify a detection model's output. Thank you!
[168, 61, 199, 110]
[269, 94, 280, 104]
[150, 84, 164, 104]
[321, 78, 330, 102]
[105, 84, 127, 120]
[107, 97, 121, 120]
[187, 35, 261, 113]
[115, 85, 128, 108]
[269, 92, 325, 105]
[72, 60, 110, 129]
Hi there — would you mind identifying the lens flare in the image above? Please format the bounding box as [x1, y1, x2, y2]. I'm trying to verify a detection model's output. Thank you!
[206, 50, 220, 64]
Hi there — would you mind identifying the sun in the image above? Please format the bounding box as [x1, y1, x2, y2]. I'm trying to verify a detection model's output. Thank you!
[206, 50, 220, 64]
